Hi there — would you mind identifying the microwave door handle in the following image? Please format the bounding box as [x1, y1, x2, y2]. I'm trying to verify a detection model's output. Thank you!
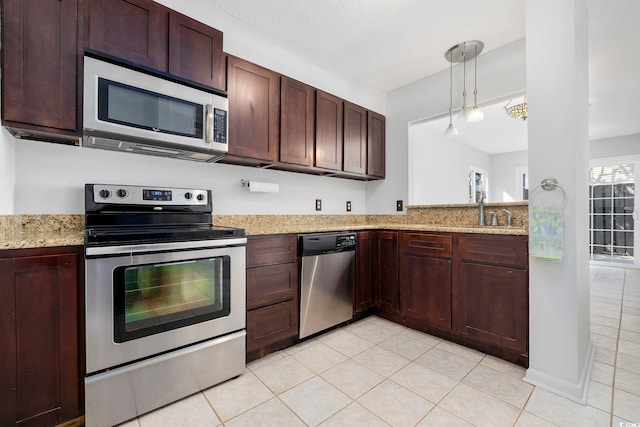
[205, 104, 213, 144]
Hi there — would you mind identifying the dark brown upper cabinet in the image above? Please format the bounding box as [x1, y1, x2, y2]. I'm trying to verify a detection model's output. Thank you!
[343, 102, 367, 175]
[168, 12, 224, 90]
[86, 0, 168, 71]
[226, 56, 280, 162]
[86, 0, 225, 90]
[280, 76, 315, 167]
[315, 90, 343, 171]
[367, 111, 386, 178]
[2, 0, 79, 137]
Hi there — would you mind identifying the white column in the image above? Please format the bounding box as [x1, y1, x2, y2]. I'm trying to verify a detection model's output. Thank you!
[524, 0, 593, 402]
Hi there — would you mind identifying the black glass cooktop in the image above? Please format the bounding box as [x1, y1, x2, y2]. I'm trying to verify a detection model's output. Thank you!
[85, 224, 245, 246]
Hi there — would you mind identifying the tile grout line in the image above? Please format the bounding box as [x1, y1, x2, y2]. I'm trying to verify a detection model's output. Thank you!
[608, 268, 626, 427]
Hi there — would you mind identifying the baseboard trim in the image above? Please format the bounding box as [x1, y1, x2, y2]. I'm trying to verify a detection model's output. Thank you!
[523, 339, 595, 404]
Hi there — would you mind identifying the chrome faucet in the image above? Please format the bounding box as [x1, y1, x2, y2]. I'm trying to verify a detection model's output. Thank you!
[489, 211, 498, 226]
[502, 209, 513, 227]
[478, 191, 486, 226]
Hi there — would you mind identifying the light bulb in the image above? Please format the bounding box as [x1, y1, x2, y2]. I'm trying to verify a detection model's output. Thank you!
[444, 123, 459, 138]
[467, 107, 484, 122]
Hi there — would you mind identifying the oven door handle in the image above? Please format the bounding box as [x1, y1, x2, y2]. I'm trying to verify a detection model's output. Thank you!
[85, 237, 247, 256]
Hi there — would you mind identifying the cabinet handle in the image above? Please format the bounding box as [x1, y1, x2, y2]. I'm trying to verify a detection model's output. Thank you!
[205, 104, 213, 144]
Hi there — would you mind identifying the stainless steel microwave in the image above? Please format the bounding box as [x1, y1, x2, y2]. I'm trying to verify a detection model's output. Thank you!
[83, 56, 228, 162]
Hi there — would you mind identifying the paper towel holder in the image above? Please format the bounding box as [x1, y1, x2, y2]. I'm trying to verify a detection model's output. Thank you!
[240, 179, 280, 193]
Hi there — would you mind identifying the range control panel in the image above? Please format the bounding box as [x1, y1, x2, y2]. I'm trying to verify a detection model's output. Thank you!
[91, 184, 209, 206]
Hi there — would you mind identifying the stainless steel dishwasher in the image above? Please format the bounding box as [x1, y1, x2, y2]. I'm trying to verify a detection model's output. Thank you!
[299, 232, 356, 338]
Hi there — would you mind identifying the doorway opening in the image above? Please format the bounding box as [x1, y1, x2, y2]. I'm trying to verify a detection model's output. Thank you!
[589, 161, 638, 266]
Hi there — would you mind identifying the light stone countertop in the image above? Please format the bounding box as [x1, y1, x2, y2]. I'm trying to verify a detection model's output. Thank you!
[0, 206, 529, 250]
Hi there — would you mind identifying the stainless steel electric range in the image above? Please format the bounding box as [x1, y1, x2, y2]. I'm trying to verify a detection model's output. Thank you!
[83, 183, 246, 427]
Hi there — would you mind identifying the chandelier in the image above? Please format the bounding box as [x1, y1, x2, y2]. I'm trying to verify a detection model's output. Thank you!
[504, 98, 528, 120]
[443, 40, 484, 138]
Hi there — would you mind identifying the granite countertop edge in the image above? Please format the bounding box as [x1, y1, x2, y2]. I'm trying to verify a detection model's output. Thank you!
[1, 224, 527, 250]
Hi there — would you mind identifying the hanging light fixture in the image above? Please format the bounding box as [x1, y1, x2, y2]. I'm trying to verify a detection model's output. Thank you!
[444, 40, 484, 136]
[443, 49, 458, 138]
[466, 43, 484, 122]
[504, 96, 528, 120]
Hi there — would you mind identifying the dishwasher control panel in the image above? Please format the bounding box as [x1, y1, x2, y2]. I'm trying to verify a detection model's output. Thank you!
[336, 234, 356, 248]
[299, 232, 357, 256]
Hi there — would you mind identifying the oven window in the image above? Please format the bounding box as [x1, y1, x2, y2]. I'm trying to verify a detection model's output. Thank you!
[113, 256, 230, 342]
[97, 77, 203, 139]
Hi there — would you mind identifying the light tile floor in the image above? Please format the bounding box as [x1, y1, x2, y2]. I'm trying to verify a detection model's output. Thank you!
[118, 265, 640, 426]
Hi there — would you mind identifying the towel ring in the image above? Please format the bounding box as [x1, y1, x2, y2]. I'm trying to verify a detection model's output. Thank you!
[530, 177, 566, 207]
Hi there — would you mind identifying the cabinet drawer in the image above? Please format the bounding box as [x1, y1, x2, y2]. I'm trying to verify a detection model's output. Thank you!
[457, 235, 528, 267]
[401, 232, 452, 258]
[247, 299, 298, 353]
[247, 263, 298, 309]
[247, 235, 297, 267]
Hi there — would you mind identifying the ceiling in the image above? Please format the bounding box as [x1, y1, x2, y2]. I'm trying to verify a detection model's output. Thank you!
[206, 0, 640, 147]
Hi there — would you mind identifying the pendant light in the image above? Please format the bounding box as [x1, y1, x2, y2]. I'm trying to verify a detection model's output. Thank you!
[443, 49, 458, 138]
[444, 40, 484, 135]
[467, 43, 484, 122]
[459, 49, 467, 119]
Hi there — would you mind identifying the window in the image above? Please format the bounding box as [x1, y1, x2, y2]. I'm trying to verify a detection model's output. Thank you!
[515, 167, 529, 201]
[469, 167, 488, 203]
[589, 163, 636, 265]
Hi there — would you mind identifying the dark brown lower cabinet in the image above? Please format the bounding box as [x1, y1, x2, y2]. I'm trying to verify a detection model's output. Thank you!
[0, 246, 83, 427]
[401, 255, 452, 331]
[454, 260, 528, 353]
[354, 231, 375, 314]
[245, 235, 299, 362]
[374, 231, 399, 316]
[400, 232, 453, 331]
[247, 300, 298, 358]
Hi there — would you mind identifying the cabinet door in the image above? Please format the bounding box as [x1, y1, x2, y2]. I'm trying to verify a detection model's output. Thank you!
[2, 0, 78, 133]
[227, 56, 280, 162]
[168, 12, 224, 90]
[343, 102, 367, 175]
[246, 299, 299, 355]
[401, 255, 452, 330]
[367, 111, 386, 178]
[375, 231, 399, 314]
[0, 252, 80, 426]
[87, 0, 168, 70]
[315, 90, 343, 171]
[453, 262, 528, 353]
[280, 76, 315, 166]
[355, 231, 375, 313]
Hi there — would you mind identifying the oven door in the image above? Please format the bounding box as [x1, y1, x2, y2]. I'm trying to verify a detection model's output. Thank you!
[85, 239, 246, 374]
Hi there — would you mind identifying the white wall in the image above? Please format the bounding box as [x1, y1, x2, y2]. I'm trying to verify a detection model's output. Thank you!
[14, 140, 366, 215]
[0, 128, 15, 214]
[373, 38, 527, 214]
[590, 133, 640, 158]
[409, 122, 491, 205]
[490, 150, 528, 202]
[5, 0, 386, 215]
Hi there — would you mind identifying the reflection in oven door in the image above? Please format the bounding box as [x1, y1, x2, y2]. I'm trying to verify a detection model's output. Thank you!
[114, 257, 230, 342]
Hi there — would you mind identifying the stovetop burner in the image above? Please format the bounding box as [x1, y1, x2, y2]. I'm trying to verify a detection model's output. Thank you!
[85, 183, 244, 247]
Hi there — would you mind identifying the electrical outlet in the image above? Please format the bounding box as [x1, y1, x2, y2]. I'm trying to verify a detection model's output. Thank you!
[315, 199, 322, 211]
[396, 200, 403, 211]
[346, 201, 352, 212]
